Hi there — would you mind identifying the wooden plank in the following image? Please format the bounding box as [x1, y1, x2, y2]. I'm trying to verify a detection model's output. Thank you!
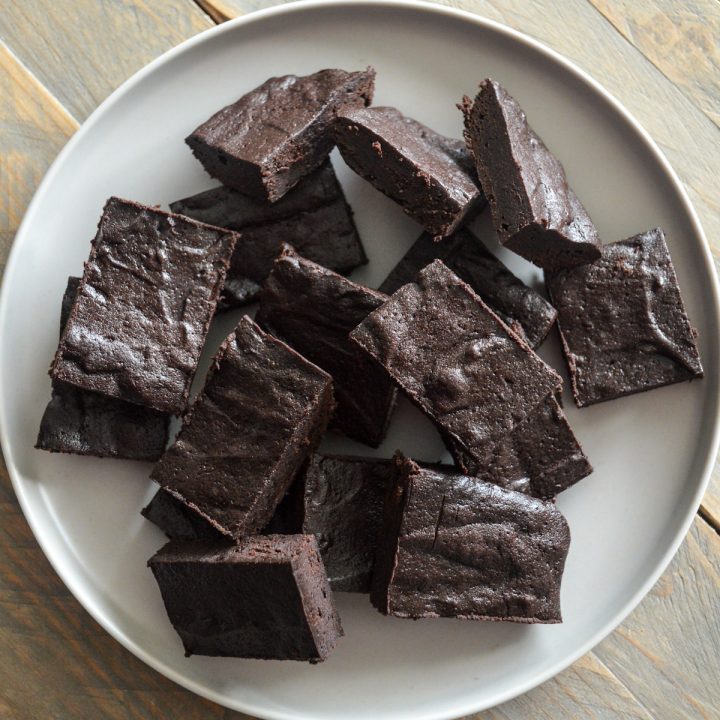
[593, 515, 720, 720]
[200, 0, 720, 528]
[0, 0, 214, 122]
[0, 43, 78, 273]
[475, 653, 654, 719]
[588, 0, 720, 129]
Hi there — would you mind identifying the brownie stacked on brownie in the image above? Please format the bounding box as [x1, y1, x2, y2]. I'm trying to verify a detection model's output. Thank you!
[186, 68, 376, 202]
[37, 66, 705, 665]
[50, 197, 239, 415]
[170, 161, 367, 309]
[36, 277, 169, 461]
[151, 316, 335, 540]
[256, 245, 397, 447]
[379, 228, 556, 349]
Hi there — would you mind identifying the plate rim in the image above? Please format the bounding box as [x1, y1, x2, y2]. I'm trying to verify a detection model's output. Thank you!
[1, 1, 718, 718]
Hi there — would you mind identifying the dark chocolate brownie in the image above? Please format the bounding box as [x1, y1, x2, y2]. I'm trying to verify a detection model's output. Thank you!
[274, 454, 391, 592]
[36, 277, 169, 460]
[170, 161, 367, 309]
[444, 394, 592, 499]
[546, 227, 703, 407]
[256, 246, 396, 447]
[379, 228, 557, 348]
[461, 79, 601, 270]
[333, 106, 484, 238]
[50, 198, 238, 415]
[148, 535, 343, 660]
[141, 488, 226, 542]
[350, 260, 561, 467]
[371, 455, 570, 622]
[186, 68, 375, 202]
[151, 316, 335, 540]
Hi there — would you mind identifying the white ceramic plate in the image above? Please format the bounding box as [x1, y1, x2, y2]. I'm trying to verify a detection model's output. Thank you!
[1, 2, 718, 718]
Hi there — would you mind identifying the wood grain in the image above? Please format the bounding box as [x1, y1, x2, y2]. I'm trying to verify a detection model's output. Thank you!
[0, 43, 77, 274]
[478, 653, 655, 720]
[593, 516, 720, 720]
[0, 0, 214, 122]
[589, 0, 720, 129]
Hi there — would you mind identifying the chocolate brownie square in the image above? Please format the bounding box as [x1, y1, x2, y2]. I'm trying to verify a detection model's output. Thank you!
[371, 455, 570, 622]
[445, 394, 592, 499]
[186, 68, 375, 202]
[170, 161, 367, 309]
[151, 316, 334, 540]
[148, 535, 343, 660]
[350, 260, 561, 467]
[36, 277, 169, 460]
[379, 228, 557, 348]
[256, 246, 396, 447]
[50, 198, 238, 415]
[333, 106, 484, 238]
[461, 79, 601, 270]
[274, 454, 391, 592]
[546, 227, 703, 407]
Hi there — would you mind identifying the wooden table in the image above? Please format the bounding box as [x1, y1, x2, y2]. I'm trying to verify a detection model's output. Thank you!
[1, 1, 719, 717]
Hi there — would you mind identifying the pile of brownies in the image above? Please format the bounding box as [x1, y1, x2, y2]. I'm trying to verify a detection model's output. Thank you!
[36, 68, 703, 662]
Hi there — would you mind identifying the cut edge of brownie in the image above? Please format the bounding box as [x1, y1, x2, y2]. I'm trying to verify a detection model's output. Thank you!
[288, 534, 345, 661]
[141, 487, 228, 542]
[147, 534, 343, 661]
[369, 454, 407, 615]
[333, 106, 483, 238]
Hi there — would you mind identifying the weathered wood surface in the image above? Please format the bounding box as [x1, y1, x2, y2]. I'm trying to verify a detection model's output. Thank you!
[0, 43, 77, 275]
[0, 0, 213, 122]
[0, 1, 719, 719]
[206, 0, 720, 532]
[589, 0, 720, 130]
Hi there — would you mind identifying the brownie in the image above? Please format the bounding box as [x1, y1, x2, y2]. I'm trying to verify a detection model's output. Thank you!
[333, 106, 484, 238]
[546, 227, 703, 407]
[256, 246, 396, 447]
[371, 455, 570, 622]
[141, 488, 226, 542]
[36, 277, 169, 460]
[186, 68, 375, 202]
[461, 79, 601, 270]
[151, 316, 335, 540]
[50, 198, 238, 415]
[350, 260, 561, 467]
[170, 161, 367, 308]
[148, 535, 343, 660]
[274, 454, 391, 592]
[445, 394, 592, 499]
[379, 228, 557, 348]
